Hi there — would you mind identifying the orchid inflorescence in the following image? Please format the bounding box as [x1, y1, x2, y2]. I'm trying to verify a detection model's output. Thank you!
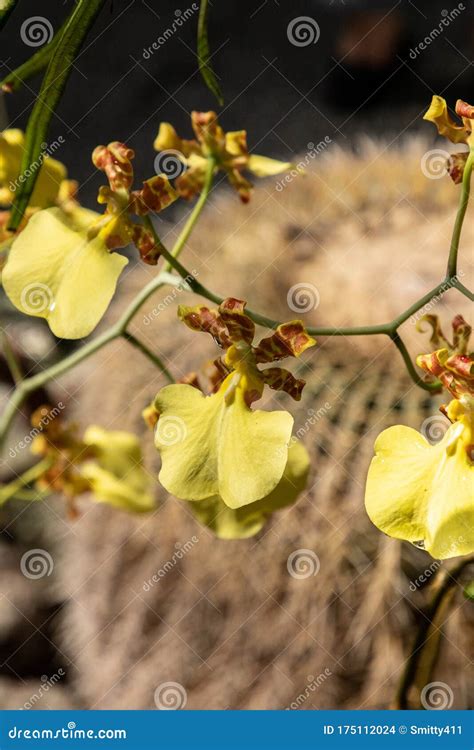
[0, 100, 472, 556]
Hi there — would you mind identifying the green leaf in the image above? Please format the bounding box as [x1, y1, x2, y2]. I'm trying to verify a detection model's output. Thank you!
[197, 0, 224, 106]
[9, 0, 106, 230]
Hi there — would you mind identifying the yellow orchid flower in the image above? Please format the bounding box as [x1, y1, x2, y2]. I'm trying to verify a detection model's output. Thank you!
[189, 441, 310, 539]
[424, 96, 474, 146]
[365, 395, 473, 559]
[30, 408, 154, 514]
[2, 141, 177, 339]
[154, 298, 315, 511]
[0, 129, 67, 208]
[154, 111, 293, 202]
[82, 426, 155, 513]
[366, 317, 473, 560]
[424, 97, 474, 183]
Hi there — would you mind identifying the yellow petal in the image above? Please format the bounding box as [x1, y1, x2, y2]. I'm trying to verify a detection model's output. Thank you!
[190, 440, 310, 539]
[247, 154, 293, 177]
[2, 207, 128, 339]
[365, 423, 473, 559]
[0, 129, 67, 207]
[82, 426, 155, 513]
[154, 381, 293, 508]
[423, 95, 468, 144]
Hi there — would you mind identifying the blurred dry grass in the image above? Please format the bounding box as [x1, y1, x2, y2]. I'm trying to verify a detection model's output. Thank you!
[0, 139, 472, 709]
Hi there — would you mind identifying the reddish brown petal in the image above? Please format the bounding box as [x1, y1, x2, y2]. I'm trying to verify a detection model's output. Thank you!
[455, 99, 474, 119]
[260, 367, 306, 401]
[178, 305, 231, 348]
[452, 314, 471, 354]
[416, 314, 452, 349]
[130, 175, 177, 215]
[92, 142, 135, 191]
[218, 298, 255, 344]
[131, 224, 160, 265]
[254, 321, 316, 363]
[447, 152, 469, 184]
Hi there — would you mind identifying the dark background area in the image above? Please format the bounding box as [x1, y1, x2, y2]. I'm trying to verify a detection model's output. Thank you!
[0, 0, 473, 209]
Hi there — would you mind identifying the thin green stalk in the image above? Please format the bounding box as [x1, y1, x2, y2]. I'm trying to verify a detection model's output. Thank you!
[389, 332, 441, 392]
[396, 556, 474, 709]
[122, 332, 174, 383]
[447, 149, 474, 279]
[1, 330, 23, 383]
[163, 157, 216, 272]
[0, 274, 183, 446]
[0, 456, 53, 506]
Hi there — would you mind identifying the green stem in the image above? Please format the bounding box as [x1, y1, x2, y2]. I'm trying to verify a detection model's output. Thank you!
[122, 332, 174, 383]
[0, 273, 185, 447]
[0, 457, 53, 506]
[1, 330, 23, 383]
[396, 556, 474, 709]
[389, 332, 441, 392]
[447, 149, 474, 279]
[163, 157, 215, 272]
